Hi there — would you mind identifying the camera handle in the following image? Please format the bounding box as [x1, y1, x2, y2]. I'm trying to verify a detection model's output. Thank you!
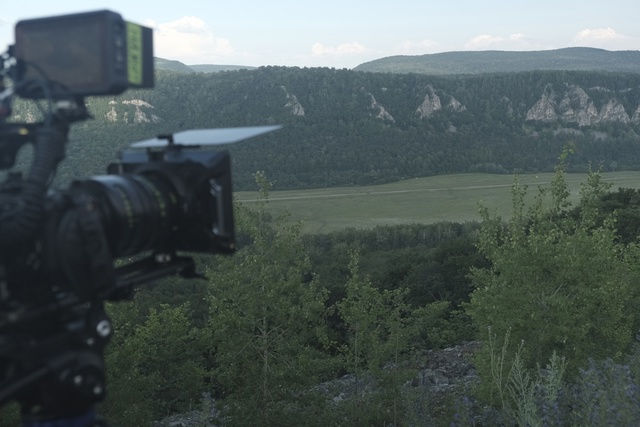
[0, 104, 110, 426]
[0, 97, 89, 248]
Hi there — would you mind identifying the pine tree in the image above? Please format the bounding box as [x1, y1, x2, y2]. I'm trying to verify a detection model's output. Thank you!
[337, 251, 421, 425]
[205, 172, 330, 425]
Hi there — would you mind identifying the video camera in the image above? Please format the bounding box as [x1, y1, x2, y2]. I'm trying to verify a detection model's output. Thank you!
[0, 10, 278, 426]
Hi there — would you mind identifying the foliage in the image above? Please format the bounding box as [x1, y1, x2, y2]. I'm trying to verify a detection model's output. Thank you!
[100, 303, 207, 425]
[570, 358, 640, 426]
[8, 175, 640, 425]
[304, 222, 482, 301]
[584, 187, 640, 244]
[452, 337, 640, 427]
[483, 329, 567, 426]
[336, 251, 421, 424]
[467, 160, 640, 398]
[0, 403, 20, 427]
[204, 172, 331, 425]
[91, 201, 484, 425]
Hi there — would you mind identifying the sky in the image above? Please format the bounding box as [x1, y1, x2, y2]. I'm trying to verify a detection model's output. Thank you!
[1, 1, 639, 69]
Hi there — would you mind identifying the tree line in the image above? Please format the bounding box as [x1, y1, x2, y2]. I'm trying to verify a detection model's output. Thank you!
[8, 67, 640, 191]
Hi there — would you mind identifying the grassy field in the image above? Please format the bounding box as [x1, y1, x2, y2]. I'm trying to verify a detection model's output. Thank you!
[235, 172, 640, 234]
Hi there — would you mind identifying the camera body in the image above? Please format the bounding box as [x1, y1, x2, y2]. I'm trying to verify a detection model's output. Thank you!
[1, 10, 235, 289]
[0, 10, 279, 424]
[12, 10, 153, 99]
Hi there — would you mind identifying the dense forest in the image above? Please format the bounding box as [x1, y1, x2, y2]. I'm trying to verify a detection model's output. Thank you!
[9, 67, 640, 191]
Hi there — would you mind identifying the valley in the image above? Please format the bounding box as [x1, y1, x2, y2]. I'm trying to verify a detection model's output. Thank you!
[236, 171, 640, 233]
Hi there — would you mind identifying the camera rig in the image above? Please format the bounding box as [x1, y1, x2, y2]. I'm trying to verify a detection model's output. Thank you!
[0, 10, 280, 427]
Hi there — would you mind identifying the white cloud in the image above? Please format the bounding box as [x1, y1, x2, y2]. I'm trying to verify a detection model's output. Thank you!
[149, 16, 234, 64]
[461, 33, 547, 51]
[311, 42, 366, 56]
[573, 27, 625, 42]
[395, 39, 438, 54]
[464, 34, 505, 49]
[572, 27, 639, 50]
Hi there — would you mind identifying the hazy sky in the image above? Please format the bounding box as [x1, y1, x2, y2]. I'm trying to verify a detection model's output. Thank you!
[1, 1, 639, 69]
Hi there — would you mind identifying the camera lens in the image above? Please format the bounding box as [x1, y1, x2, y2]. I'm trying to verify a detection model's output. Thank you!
[74, 172, 181, 256]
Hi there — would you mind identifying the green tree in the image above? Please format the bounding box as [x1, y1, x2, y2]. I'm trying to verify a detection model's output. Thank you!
[0, 404, 20, 427]
[205, 172, 330, 425]
[337, 251, 422, 425]
[467, 161, 640, 402]
[101, 303, 206, 425]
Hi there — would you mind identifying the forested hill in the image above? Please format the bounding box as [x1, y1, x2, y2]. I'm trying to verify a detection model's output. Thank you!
[11, 67, 640, 191]
[154, 57, 256, 73]
[354, 47, 640, 75]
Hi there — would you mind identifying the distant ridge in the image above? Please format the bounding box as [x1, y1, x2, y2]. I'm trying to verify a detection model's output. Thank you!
[354, 47, 640, 75]
[154, 58, 256, 73]
[190, 64, 257, 73]
[154, 58, 195, 73]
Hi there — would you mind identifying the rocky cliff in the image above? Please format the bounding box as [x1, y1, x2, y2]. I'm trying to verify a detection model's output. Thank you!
[526, 83, 640, 126]
[281, 85, 305, 116]
[271, 79, 637, 128]
[105, 99, 162, 124]
[49, 75, 640, 132]
[416, 84, 467, 119]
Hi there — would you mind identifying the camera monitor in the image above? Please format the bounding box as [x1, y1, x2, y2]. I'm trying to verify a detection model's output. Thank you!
[12, 10, 153, 99]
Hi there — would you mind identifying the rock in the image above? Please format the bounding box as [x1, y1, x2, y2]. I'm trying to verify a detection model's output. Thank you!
[409, 341, 480, 395]
[558, 85, 598, 126]
[526, 83, 637, 126]
[599, 99, 630, 124]
[154, 342, 481, 426]
[104, 99, 162, 123]
[281, 85, 305, 116]
[416, 85, 442, 118]
[447, 96, 467, 113]
[366, 92, 395, 122]
[526, 84, 557, 122]
[153, 393, 222, 427]
[416, 85, 468, 118]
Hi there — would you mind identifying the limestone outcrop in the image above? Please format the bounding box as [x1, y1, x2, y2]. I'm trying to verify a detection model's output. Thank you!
[526, 84, 638, 125]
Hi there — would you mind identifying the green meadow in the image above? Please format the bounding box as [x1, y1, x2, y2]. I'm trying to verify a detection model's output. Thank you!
[235, 172, 640, 234]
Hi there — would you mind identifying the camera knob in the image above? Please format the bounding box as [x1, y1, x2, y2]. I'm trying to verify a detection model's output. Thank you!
[96, 319, 112, 338]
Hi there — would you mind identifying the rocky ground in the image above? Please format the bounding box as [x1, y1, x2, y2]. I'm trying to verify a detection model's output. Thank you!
[154, 341, 481, 427]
